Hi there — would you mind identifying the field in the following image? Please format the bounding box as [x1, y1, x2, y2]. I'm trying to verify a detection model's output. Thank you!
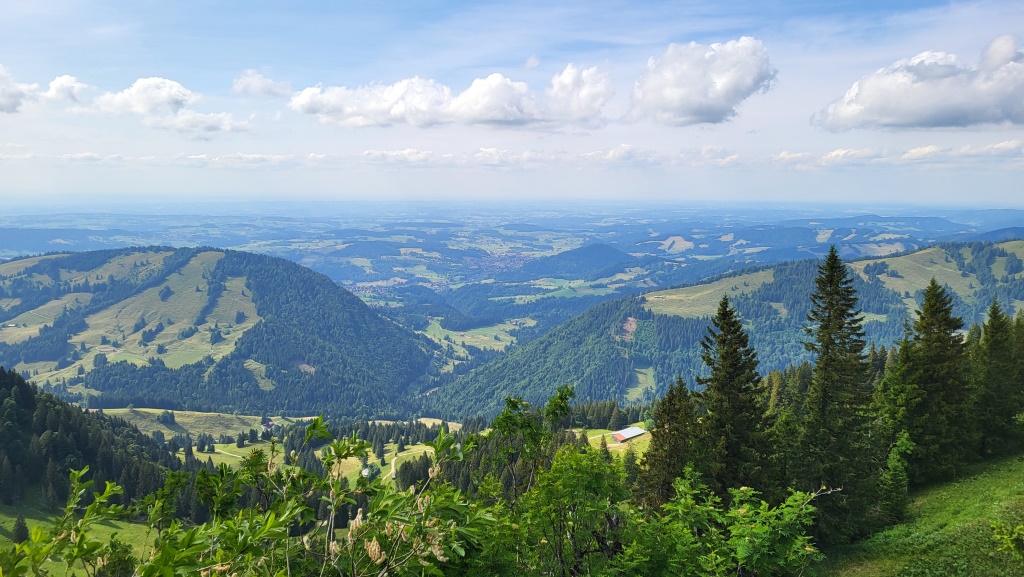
[0, 493, 153, 572]
[10, 251, 263, 388]
[811, 454, 1024, 576]
[643, 269, 775, 318]
[421, 317, 535, 361]
[105, 408, 309, 439]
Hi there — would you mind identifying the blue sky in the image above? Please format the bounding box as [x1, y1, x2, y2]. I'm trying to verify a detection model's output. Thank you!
[1, 0, 1022, 205]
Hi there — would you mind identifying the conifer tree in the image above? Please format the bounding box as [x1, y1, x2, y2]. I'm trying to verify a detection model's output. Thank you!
[974, 299, 1021, 456]
[907, 278, 971, 482]
[635, 377, 706, 508]
[796, 245, 874, 544]
[12, 512, 28, 543]
[696, 295, 767, 496]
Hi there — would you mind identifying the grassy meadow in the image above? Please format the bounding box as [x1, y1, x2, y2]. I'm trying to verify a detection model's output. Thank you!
[810, 454, 1024, 577]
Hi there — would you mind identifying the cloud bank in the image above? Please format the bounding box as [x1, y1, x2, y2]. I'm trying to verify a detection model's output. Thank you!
[815, 35, 1024, 130]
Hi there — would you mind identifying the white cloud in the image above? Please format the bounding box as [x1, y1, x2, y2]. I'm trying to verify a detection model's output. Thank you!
[290, 68, 617, 127]
[145, 110, 246, 135]
[955, 139, 1023, 157]
[546, 64, 612, 123]
[0, 65, 39, 113]
[820, 148, 882, 165]
[772, 151, 814, 163]
[233, 70, 291, 98]
[96, 77, 244, 136]
[448, 73, 536, 124]
[289, 76, 454, 127]
[901, 145, 944, 160]
[631, 37, 776, 125]
[524, 55, 540, 70]
[42, 75, 89, 102]
[582, 144, 665, 166]
[815, 35, 1024, 131]
[96, 77, 199, 115]
[363, 148, 436, 162]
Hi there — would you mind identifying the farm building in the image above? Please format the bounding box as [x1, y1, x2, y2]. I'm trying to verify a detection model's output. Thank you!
[612, 426, 646, 442]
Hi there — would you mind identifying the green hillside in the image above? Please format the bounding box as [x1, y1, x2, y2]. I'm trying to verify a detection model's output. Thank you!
[433, 241, 1024, 418]
[811, 454, 1024, 576]
[0, 247, 435, 418]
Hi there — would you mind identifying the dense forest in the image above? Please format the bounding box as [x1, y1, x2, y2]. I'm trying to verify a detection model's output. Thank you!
[4, 245, 1024, 576]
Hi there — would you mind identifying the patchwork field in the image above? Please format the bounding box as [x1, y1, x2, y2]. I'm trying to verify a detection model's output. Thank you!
[643, 269, 775, 318]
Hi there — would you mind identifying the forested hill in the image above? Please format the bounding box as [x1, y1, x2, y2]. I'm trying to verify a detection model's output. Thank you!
[500, 243, 645, 282]
[0, 247, 433, 418]
[430, 240, 1024, 418]
[0, 368, 174, 506]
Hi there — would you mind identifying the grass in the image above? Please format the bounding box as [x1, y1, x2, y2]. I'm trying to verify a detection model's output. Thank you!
[15, 251, 263, 387]
[644, 269, 775, 318]
[810, 454, 1024, 577]
[421, 317, 535, 355]
[625, 366, 656, 402]
[0, 292, 94, 345]
[0, 491, 154, 573]
[104, 408, 309, 440]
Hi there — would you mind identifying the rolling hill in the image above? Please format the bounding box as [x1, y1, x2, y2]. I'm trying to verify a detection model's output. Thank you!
[431, 241, 1024, 418]
[0, 247, 435, 418]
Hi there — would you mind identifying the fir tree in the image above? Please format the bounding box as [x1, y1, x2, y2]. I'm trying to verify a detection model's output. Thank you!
[974, 299, 1021, 456]
[635, 377, 706, 508]
[12, 512, 28, 543]
[695, 295, 767, 496]
[907, 278, 971, 482]
[796, 246, 874, 544]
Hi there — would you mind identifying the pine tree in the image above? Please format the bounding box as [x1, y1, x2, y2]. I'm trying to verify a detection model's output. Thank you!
[974, 299, 1021, 456]
[695, 295, 767, 496]
[635, 377, 706, 508]
[907, 279, 971, 482]
[796, 245, 874, 544]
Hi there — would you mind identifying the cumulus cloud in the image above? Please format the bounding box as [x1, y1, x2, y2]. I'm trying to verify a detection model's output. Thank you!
[96, 77, 198, 115]
[291, 66, 617, 128]
[449, 73, 536, 124]
[97, 77, 244, 136]
[0, 65, 39, 112]
[233, 70, 291, 98]
[546, 64, 612, 123]
[815, 35, 1024, 130]
[631, 37, 776, 125]
[42, 75, 89, 102]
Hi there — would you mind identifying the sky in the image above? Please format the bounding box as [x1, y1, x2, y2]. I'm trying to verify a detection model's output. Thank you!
[0, 0, 1022, 206]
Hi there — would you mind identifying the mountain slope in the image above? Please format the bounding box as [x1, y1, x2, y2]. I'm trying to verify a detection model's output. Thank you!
[432, 241, 1024, 418]
[0, 247, 434, 417]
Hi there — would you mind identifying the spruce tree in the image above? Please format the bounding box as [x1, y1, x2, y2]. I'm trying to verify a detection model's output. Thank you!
[907, 278, 971, 482]
[797, 245, 874, 544]
[635, 377, 706, 508]
[696, 295, 767, 496]
[974, 299, 1021, 456]
[12, 512, 28, 543]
